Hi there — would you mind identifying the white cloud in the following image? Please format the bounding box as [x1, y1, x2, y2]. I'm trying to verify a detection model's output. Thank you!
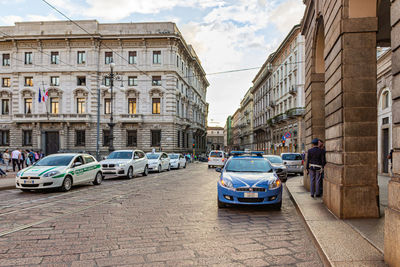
[269, 0, 305, 33]
[83, 0, 225, 20]
[0, 15, 23, 25]
[0, 14, 60, 26]
[26, 14, 59, 21]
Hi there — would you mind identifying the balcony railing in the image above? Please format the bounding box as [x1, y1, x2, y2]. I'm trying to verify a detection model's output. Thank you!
[289, 86, 297, 95]
[269, 100, 276, 107]
[286, 107, 305, 117]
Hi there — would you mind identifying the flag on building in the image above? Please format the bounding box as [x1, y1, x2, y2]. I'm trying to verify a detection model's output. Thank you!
[38, 87, 42, 103]
[42, 88, 49, 102]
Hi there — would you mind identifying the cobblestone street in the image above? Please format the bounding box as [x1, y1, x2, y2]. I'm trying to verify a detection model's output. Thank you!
[0, 163, 322, 266]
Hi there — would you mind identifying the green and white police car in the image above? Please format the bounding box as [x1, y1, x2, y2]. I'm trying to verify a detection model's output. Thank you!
[16, 153, 103, 192]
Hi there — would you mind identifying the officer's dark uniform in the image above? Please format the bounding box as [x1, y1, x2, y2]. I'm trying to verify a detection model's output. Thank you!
[306, 139, 326, 197]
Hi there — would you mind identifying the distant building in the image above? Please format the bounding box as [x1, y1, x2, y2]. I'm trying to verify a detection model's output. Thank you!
[231, 109, 241, 150]
[238, 88, 253, 150]
[0, 20, 208, 157]
[377, 48, 392, 174]
[206, 126, 224, 152]
[224, 116, 232, 151]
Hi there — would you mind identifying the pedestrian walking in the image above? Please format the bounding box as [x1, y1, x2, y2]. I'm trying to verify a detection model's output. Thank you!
[318, 139, 326, 194]
[388, 149, 394, 175]
[11, 148, 21, 172]
[0, 151, 4, 165]
[3, 149, 10, 172]
[0, 166, 6, 177]
[20, 149, 25, 169]
[306, 138, 326, 198]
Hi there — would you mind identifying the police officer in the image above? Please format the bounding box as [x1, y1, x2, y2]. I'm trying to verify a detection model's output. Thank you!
[306, 138, 326, 198]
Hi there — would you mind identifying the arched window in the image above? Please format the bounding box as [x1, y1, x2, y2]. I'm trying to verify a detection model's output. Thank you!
[382, 90, 390, 110]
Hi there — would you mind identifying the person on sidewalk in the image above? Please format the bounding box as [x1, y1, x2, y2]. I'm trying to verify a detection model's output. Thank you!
[0, 167, 6, 177]
[306, 138, 326, 198]
[2, 149, 10, 172]
[318, 139, 326, 194]
[11, 148, 21, 172]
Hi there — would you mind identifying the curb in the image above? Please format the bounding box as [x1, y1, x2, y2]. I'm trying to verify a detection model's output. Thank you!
[285, 184, 331, 267]
[0, 185, 15, 191]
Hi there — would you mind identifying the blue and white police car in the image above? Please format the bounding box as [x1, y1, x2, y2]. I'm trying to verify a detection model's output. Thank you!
[216, 151, 282, 210]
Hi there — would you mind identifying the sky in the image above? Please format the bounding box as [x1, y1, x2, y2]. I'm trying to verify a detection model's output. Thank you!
[0, 0, 305, 127]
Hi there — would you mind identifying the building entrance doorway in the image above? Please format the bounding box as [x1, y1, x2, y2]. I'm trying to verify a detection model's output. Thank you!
[45, 131, 60, 155]
[382, 128, 389, 173]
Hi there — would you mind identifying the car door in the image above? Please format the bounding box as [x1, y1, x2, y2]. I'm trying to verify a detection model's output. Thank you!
[138, 151, 146, 172]
[71, 155, 87, 184]
[179, 154, 185, 166]
[161, 153, 167, 170]
[84, 155, 98, 181]
[133, 151, 141, 174]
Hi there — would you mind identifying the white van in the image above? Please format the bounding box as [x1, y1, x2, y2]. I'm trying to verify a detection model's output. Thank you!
[208, 150, 226, 168]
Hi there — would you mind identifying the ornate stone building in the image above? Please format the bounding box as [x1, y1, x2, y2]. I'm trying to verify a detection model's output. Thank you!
[238, 88, 253, 150]
[301, 0, 399, 264]
[0, 20, 208, 157]
[206, 126, 224, 151]
[252, 25, 305, 154]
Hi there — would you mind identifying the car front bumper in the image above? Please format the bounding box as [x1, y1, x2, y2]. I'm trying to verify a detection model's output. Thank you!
[148, 164, 159, 171]
[16, 176, 64, 190]
[217, 184, 282, 205]
[170, 162, 180, 169]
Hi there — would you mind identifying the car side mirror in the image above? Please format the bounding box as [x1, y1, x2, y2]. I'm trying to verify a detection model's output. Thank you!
[216, 168, 222, 173]
[73, 162, 83, 168]
[103, 156, 107, 160]
[134, 155, 139, 159]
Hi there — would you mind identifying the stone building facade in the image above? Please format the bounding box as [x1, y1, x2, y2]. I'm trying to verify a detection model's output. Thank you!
[301, 0, 399, 264]
[238, 88, 253, 150]
[0, 20, 208, 158]
[231, 109, 241, 151]
[206, 126, 224, 152]
[377, 48, 392, 175]
[252, 25, 305, 154]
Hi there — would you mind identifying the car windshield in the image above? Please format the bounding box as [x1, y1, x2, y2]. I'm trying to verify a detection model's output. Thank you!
[169, 154, 179, 159]
[107, 151, 132, 159]
[282, 154, 302, 160]
[210, 152, 223, 157]
[266, 156, 283, 164]
[146, 153, 160, 159]
[225, 158, 273, 172]
[35, 155, 74, 166]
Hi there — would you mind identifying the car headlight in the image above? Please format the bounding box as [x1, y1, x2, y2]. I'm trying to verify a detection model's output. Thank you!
[220, 176, 234, 189]
[269, 179, 282, 190]
[16, 171, 22, 178]
[117, 163, 126, 167]
[43, 171, 60, 177]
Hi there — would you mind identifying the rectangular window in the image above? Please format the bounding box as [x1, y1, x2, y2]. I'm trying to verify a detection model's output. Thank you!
[128, 98, 136, 114]
[23, 130, 32, 146]
[152, 98, 160, 114]
[24, 77, 33, 87]
[128, 76, 137, 86]
[151, 130, 161, 147]
[2, 54, 10, 66]
[75, 130, 85, 146]
[2, 78, 10, 87]
[103, 130, 110, 146]
[177, 131, 181, 148]
[24, 98, 32, 114]
[104, 98, 111, 114]
[153, 51, 161, 64]
[76, 98, 85, 114]
[152, 76, 161, 86]
[105, 52, 113, 64]
[77, 76, 86, 86]
[1, 99, 9, 115]
[0, 130, 9, 146]
[24, 52, 32, 65]
[128, 51, 137, 64]
[50, 76, 59, 86]
[50, 52, 59, 64]
[50, 97, 59, 114]
[77, 51, 86, 64]
[104, 77, 111, 86]
[127, 130, 137, 147]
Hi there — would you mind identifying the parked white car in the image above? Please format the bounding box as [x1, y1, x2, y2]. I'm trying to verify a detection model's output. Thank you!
[16, 153, 103, 192]
[100, 150, 148, 179]
[146, 152, 171, 172]
[168, 153, 187, 169]
[208, 150, 226, 168]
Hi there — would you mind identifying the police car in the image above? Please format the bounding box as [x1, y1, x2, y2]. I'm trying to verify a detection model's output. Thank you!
[16, 153, 103, 192]
[216, 151, 282, 209]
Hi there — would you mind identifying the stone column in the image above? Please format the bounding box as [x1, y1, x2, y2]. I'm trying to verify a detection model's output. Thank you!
[384, 0, 400, 264]
[323, 17, 379, 218]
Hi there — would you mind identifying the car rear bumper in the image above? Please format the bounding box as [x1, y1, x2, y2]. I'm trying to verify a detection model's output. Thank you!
[217, 184, 282, 205]
[286, 166, 303, 173]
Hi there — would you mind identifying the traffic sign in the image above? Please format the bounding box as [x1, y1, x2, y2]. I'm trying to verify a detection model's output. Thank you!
[284, 132, 291, 138]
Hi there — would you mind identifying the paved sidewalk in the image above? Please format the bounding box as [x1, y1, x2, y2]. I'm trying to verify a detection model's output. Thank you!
[286, 177, 386, 266]
[0, 165, 16, 190]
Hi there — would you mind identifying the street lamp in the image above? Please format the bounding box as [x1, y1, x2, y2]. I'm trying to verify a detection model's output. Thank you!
[108, 62, 116, 153]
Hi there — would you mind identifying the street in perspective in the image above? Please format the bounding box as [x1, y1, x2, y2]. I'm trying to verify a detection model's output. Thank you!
[0, 0, 399, 266]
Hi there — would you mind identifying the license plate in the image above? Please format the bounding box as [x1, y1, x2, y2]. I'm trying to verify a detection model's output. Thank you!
[24, 180, 34, 184]
[244, 192, 258, 198]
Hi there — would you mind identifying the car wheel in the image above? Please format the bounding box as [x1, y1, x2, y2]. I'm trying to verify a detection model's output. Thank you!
[183, 163, 186, 169]
[158, 165, 162, 173]
[93, 172, 103, 185]
[142, 165, 148, 176]
[208, 165, 210, 168]
[177, 164, 180, 169]
[218, 199, 226, 208]
[60, 176, 72, 192]
[271, 201, 282, 211]
[127, 167, 134, 179]
[167, 164, 171, 171]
